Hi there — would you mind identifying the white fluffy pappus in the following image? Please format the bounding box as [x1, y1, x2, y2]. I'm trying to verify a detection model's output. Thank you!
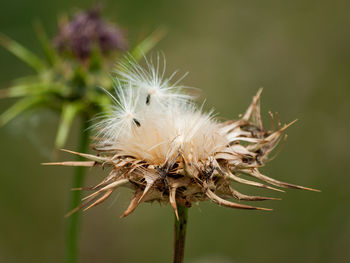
[116, 54, 194, 108]
[95, 56, 223, 166]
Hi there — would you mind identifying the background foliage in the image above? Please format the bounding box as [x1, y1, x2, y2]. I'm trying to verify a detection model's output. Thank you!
[0, 0, 349, 262]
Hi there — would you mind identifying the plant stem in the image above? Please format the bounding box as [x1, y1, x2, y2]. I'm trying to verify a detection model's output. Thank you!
[173, 204, 188, 263]
[66, 118, 90, 263]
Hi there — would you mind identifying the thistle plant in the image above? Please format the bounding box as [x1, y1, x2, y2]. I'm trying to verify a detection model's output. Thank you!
[0, 6, 163, 263]
[47, 56, 319, 263]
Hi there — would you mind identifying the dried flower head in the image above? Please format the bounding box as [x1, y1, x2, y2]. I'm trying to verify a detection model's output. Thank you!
[49, 56, 318, 218]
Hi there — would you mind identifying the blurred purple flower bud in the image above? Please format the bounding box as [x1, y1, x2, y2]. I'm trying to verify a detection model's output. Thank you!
[54, 7, 128, 59]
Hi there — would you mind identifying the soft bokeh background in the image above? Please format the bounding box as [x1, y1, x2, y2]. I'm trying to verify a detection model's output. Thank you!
[1, 0, 349, 262]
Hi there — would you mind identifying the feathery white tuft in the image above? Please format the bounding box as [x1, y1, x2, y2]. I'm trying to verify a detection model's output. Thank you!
[94, 55, 223, 165]
[116, 54, 194, 109]
[92, 83, 142, 143]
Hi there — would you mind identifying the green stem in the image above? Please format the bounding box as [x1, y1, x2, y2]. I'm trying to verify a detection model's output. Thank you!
[173, 204, 188, 263]
[66, 117, 90, 263]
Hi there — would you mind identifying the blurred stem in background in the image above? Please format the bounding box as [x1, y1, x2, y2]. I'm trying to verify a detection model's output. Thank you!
[66, 118, 90, 263]
[173, 204, 188, 263]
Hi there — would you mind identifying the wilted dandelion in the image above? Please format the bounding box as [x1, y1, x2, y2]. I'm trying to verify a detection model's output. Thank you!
[49, 55, 318, 219]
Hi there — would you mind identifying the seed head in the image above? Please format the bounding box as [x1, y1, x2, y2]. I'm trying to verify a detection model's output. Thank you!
[47, 56, 319, 218]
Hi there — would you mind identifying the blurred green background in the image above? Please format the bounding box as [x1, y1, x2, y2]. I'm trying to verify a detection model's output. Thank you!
[1, 0, 349, 262]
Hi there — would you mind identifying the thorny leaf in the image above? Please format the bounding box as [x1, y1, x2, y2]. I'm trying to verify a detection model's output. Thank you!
[0, 33, 46, 72]
[0, 83, 62, 99]
[0, 96, 44, 126]
[55, 102, 84, 148]
[34, 21, 60, 66]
